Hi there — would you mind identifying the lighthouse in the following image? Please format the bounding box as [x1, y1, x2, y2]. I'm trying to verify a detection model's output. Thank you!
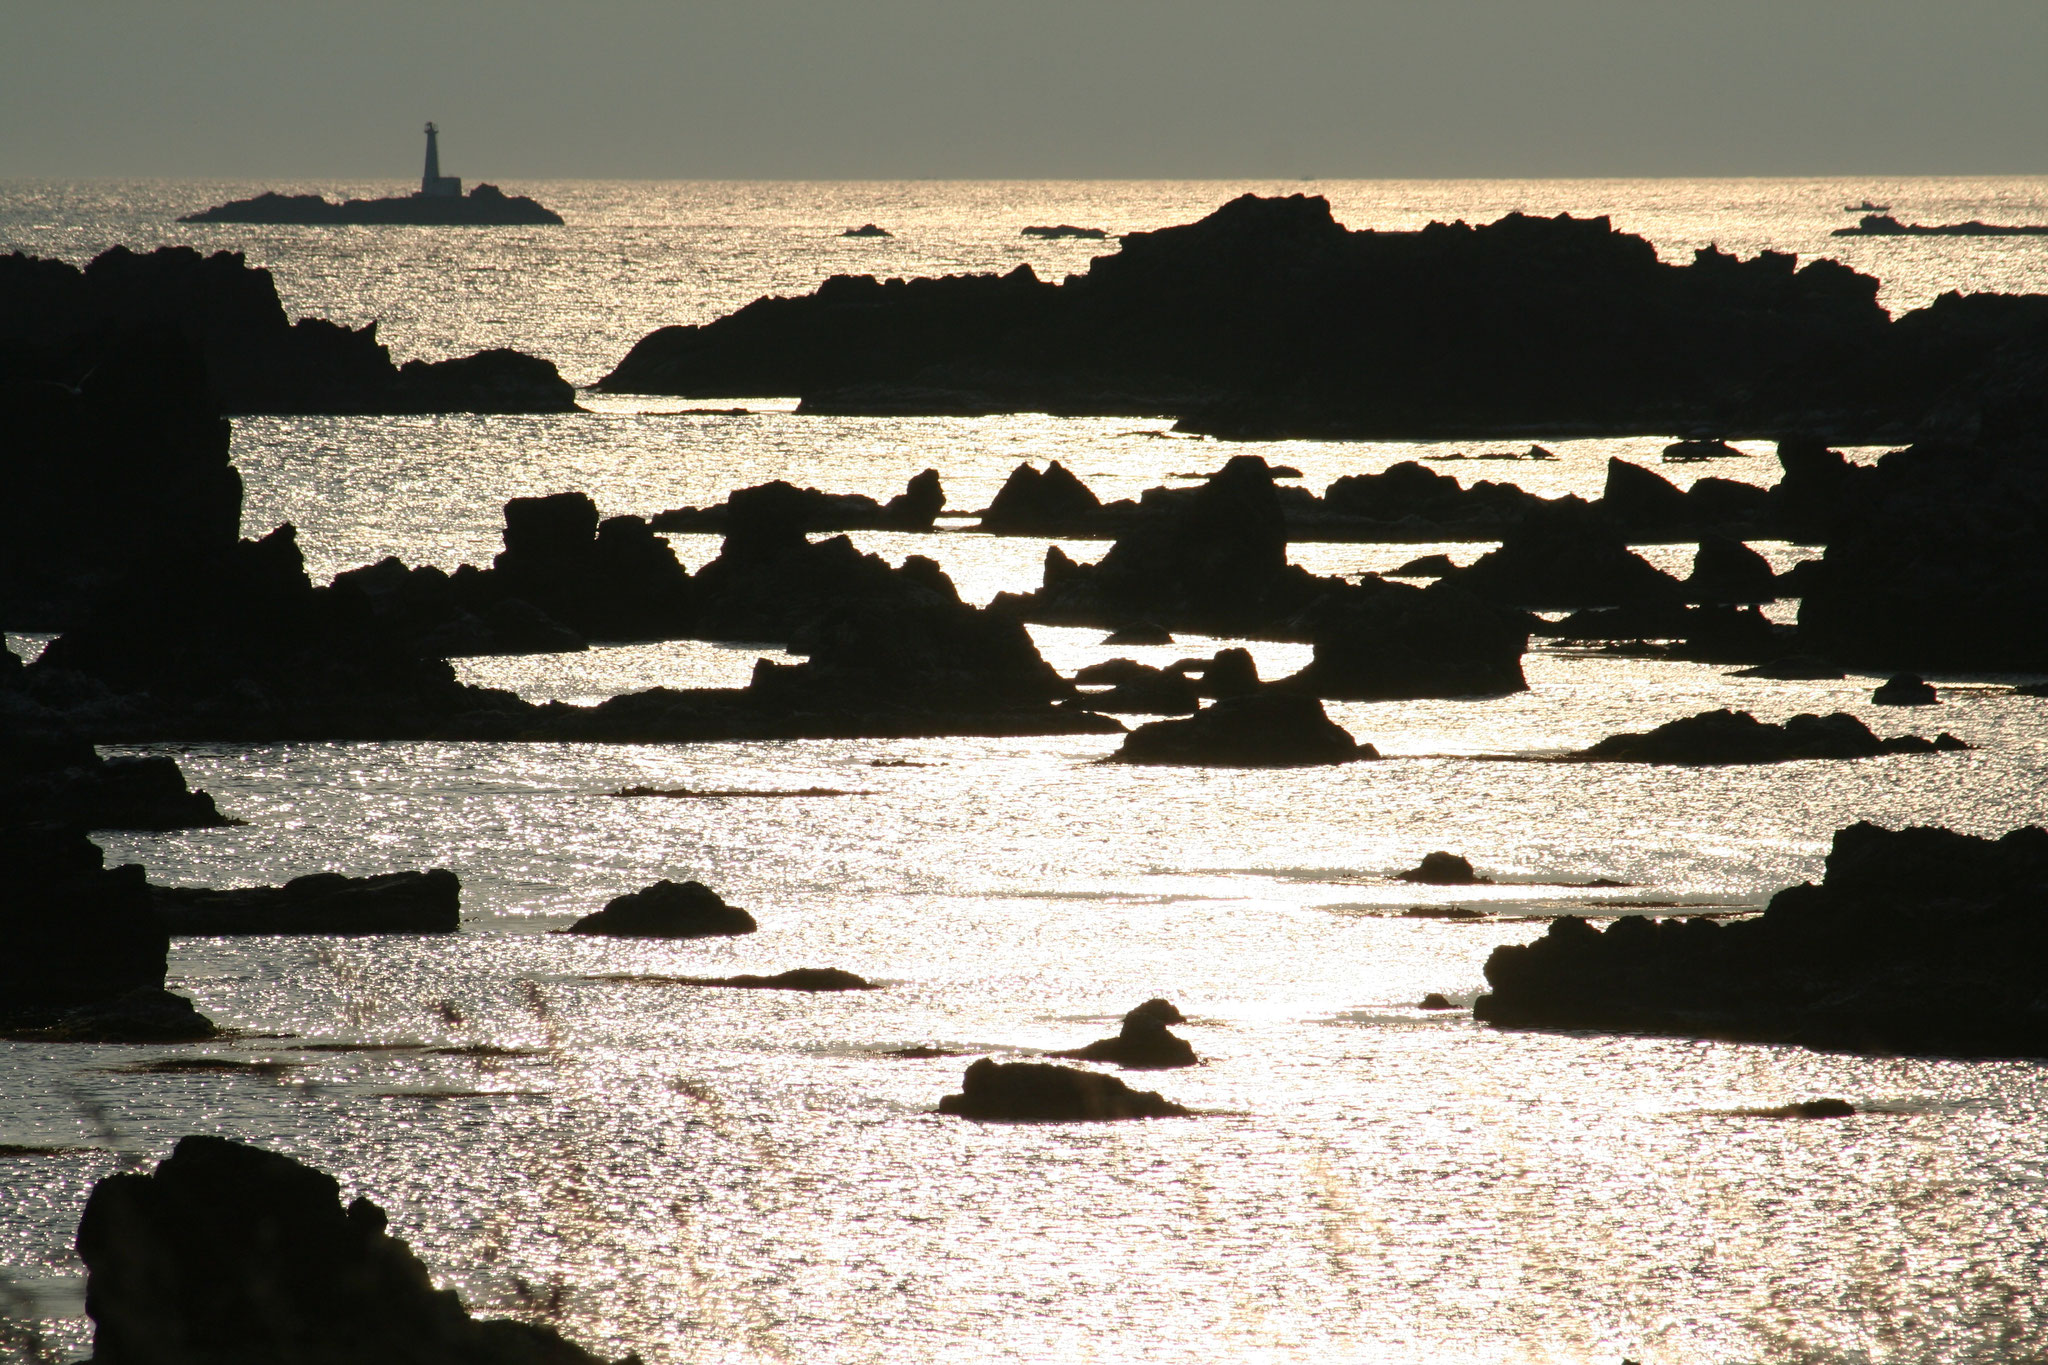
[419, 123, 462, 198]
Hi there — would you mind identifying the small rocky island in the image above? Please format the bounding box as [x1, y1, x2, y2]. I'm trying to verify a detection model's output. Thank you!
[181, 123, 562, 226]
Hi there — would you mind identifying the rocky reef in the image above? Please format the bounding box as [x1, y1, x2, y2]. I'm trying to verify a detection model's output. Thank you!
[1476, 822, 2048, 1057]
[598, 192, 2048, 443]
[76, 1135, 625, 1364]
[181, 182, 564, 226]
[1110, 692, 1374, 767]
[0, 245, 576, 414]
[652, 471, 944, 535]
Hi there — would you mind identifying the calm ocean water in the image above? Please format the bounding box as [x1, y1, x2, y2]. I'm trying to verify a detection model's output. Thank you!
[5, 179, 2048, 1364]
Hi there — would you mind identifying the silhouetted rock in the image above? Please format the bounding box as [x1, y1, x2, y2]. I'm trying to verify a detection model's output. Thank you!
[1477, 821, 2048, 1057]
[1072, 660, 1199, 714]
[563, 880, 757, 939]
[1453, 503, 1685, 610]
[0, 245, 576, 415]
[652, 471, 946, 535]
[1049, 1010, 1199, 1069]
[937, 1058, 1191, 1121]
[181, 182, 564, 226]
[1124, 998, 1185, 1025]
[1872, 674, 1939, 706]
[1398, 852, 1489, 885]
[1278, 577, 1530, 699]
[979, 461, 1106, 534]
[1796, 441, 2048, 671]
[1663, 438, 1745, 462]
[76, 1135, 622, 1365]
[0, 822, 214, 1041]
[689, 968, 875, 991]
[1745, 1098, 1857, 1119]
[0, 322, 240, 629]
[1021, 225, 1109, 239]
[1111, 692, 1374, 767]
[1730, 654, 1845, 679]
[0, 734, 233, 831]
[1103, 621, 1174, 645]
[1685, 534, 1778, 604]
[600, 193, 2018, 441]
[1571, 708, 1968, 765]
[1175, 648, 1262, 699]
[1390, 554, 1457, 578]
[153, 869, 460, 936]
[1834, 213, 2048, 237]
[841, 224, 891, 238]
[1418, 993, 1458, 1010]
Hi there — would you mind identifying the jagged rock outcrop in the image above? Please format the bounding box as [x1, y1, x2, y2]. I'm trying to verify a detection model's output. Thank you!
[600, 193, 2009, 441]
[562, 880, 757, 939]
[1872, 674, 1939, 706]
[153, 869, 460, 936]
[1570, 708, 1969, 765]
[0, 821, 214, 1041]
[1451, 502, 1686, 610]
[0, 245, 576, 414]
[1684, 534, 1778, 605]
[76, 1135, 624, 1365]
[978, 461, 1107, 534]
[1475, 822, 2048, 1057]
[937, 1058, 1191, 1121]
[1110, 692, 1374, 767]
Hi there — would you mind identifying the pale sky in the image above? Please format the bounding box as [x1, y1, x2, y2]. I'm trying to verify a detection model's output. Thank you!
[4, 0, 2044, 179]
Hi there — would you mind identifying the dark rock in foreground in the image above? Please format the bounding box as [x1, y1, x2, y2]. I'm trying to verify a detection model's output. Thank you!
[563, 880, 757, 939]
[153, 869, 460, 936]
[1476, 821, 2048, 1058]
[181, 182, 564, 226]
[1398, 852, 1490, 885]
[1111, 693, 1375, 767]
[0, 822, 214, 1041]
[77, 1135, 624, 1365]
[937, 1059, 1191, 1121]
[1571, 708, 1968, 765]
[1049, 1007, 1199, 1069]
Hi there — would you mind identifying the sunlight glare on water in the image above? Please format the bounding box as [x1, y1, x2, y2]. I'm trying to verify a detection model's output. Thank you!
[4, 178, 2048, 1364]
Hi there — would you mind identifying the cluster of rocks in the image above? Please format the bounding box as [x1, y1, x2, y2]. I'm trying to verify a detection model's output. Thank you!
[1, 245, 577, 414]
[1476, 822, 2048, 1057]
[651, 471, 944, 534]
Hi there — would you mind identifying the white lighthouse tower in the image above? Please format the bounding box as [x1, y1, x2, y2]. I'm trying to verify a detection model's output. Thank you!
[419, 123, 462, 198]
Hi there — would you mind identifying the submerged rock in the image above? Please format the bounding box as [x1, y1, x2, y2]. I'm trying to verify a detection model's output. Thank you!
[152, 869, 460, 936]
[1476, 821, 2048, 1057]
[1571, 708, 1968, 765]
[1110, 693, 1375, 767]
[690, 968, 875, 991]
[937, 1058, 1191, 1121]
[76, 1135, 624, 1365]
[562, 880, 757, 939]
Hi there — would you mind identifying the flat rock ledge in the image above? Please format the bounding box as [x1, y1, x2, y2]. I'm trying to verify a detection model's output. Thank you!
[153, 869, 459, 935]
[938, 1058, 1191, 1121]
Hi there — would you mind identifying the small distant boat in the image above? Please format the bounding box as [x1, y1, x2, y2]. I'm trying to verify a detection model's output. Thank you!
[1844, 200, 1891, 214]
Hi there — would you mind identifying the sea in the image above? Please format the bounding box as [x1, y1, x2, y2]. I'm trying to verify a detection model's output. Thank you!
[4, 177, 2048, 1365]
